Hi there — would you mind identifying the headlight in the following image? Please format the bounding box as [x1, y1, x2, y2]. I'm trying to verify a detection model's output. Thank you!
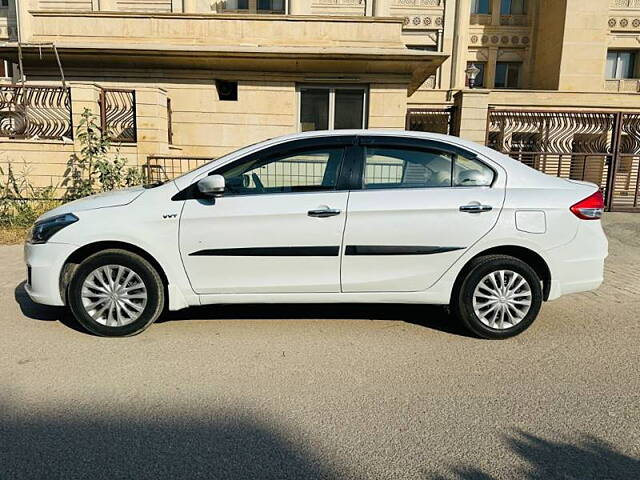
[28, 213, 79, 244]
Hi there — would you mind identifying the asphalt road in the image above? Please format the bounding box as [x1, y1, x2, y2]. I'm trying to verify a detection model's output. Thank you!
[1, 213, 639, 479]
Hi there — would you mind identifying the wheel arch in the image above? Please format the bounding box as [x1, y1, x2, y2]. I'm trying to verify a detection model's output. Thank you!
[60, 241, 169, 304]
[453, 245, 552, 301]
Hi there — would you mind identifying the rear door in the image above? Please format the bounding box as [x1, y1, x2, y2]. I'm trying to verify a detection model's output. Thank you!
[341, 136, 505, 292]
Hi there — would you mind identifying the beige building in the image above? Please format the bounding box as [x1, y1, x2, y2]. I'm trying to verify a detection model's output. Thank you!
[1, 0, 640, 210]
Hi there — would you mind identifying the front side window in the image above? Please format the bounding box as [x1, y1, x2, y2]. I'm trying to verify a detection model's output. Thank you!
[495, 62, 521, 88]
[299, 86, 367, 131]
[501, 0, 526, 14]
[606, 51, 636, 79]
[362, 147, 493, 190]
[218, 147, 345, 196]
[471, 0, 491, 14]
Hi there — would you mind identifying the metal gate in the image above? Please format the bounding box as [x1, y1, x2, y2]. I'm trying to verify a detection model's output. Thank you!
[486, 109, 640, 211]
[406, 107, 457, 135]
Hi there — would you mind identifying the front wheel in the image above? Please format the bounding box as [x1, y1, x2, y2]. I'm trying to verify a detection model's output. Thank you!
[67, 249, 165, 337]
[451, 255, 543, 339]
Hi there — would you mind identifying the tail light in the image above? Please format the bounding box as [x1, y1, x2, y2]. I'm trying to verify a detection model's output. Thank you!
[570, 191, 604, 220]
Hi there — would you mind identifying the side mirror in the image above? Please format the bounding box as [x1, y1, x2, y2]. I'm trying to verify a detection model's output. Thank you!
[197, 175, 225, 197]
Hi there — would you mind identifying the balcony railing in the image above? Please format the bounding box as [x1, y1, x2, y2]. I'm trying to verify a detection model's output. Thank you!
[500, 15, 528, 26]
[0, 85, 73, 140]
[470, 14, 491, 25]
[605, 79, 640, 92]
[99, 88, 137, 143]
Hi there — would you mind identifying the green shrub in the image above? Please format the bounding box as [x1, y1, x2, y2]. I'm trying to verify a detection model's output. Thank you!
[0, 163, 61, 228]
[1, 108, 144, 230]
[64, 108, 144, 200]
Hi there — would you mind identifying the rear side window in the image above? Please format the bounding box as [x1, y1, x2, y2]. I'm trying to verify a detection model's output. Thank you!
[362, 146, 493, 189]
[453, 155, 494, 187]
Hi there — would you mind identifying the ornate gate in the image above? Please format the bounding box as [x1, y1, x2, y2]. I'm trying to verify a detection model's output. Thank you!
[486, 109, 640, 211]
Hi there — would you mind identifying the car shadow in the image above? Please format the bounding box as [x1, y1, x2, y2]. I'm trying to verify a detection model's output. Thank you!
[162, 302, 471, 336]
[14, 281, 471, 338]
[14, 281, 90, 334]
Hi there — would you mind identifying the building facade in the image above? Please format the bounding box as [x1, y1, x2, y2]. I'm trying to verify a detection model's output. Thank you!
[1, 0, 640, 209]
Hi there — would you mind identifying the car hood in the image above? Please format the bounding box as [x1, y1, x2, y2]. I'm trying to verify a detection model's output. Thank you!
[37, 186, 146, 222]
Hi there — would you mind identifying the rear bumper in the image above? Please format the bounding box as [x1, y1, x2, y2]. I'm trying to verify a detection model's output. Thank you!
[545, 221, 608, 301]
[24, 241, 78, 306]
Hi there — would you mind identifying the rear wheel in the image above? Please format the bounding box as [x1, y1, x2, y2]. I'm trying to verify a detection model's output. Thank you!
[451, 255, 543, 339]
[68, 249, 165, 337]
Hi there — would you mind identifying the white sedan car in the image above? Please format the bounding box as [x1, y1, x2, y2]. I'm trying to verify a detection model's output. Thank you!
[24, 130, 607, 338]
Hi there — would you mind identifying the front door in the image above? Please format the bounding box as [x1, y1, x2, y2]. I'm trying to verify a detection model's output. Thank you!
[179, 138, 354, 295]
[341, 137, 505, 292]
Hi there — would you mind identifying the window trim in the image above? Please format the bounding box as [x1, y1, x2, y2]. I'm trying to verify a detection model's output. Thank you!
[172, 136, 359, 201]
[297, 84, 369, 132]
[351, 136, 497, 192]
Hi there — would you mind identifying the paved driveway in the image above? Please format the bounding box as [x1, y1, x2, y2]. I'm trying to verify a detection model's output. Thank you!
[1, 214, 639, 479]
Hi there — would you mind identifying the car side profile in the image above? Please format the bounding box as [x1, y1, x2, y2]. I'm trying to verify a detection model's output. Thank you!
[24, 130, 608, 338]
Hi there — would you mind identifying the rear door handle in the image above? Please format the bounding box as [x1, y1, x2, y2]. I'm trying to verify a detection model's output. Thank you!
[460, 204, 493, 213]
[308, 208, 341, 218]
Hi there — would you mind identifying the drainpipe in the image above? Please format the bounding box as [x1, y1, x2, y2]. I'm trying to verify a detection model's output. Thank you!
[13, 0, 24, 83]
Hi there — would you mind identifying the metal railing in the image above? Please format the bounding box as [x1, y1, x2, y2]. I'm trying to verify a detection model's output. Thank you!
[145, 155, 213, 183]
[0, 85, 73, 140]
[406, 107, 457, 135]
[486, 108, 640, 211]
[99, 88, 137, 143]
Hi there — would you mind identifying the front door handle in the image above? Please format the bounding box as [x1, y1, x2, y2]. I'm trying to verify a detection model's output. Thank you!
[308, 208, 341, 218]
[460, 204, 493, 213]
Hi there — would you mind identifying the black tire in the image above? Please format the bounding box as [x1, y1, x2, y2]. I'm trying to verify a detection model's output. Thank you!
[451, 254, 543, 339]
[67, 249, 165, 337]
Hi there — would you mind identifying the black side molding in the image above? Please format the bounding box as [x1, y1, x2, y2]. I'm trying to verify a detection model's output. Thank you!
[345, 246, 464, 256]
[190, 246, 340, 257]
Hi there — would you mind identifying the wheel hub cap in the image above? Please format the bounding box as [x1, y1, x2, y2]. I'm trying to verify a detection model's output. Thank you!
[81, 265, 148, 327]
[472, 270, 532, 330]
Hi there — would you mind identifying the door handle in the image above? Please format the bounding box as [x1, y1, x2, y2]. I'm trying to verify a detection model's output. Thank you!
[308, 208, 341, 218]
[459, 204, 493, 213]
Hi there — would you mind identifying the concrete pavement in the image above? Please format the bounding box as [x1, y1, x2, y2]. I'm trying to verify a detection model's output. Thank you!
[1, 213, 639, 479]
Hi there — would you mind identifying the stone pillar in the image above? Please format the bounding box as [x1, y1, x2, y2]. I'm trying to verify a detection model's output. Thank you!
[485, 47, 498, 88]
[453, 89, 490, 144]
[439, 0, 457, 89]
[451, 0, 471, 90]
[373, 0, 389, 17]
[368, 83, 408, 130]
[490, 0, 501, 26]
[69, 83, 102, 145]
[289, 0, 312, 15]
[134, 87, 170, 165]
[171, 0, 184, 13]
[364, 0, 374, 16]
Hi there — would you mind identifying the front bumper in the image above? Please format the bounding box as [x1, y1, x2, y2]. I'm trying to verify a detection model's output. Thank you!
[24, 241, 79, 306]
